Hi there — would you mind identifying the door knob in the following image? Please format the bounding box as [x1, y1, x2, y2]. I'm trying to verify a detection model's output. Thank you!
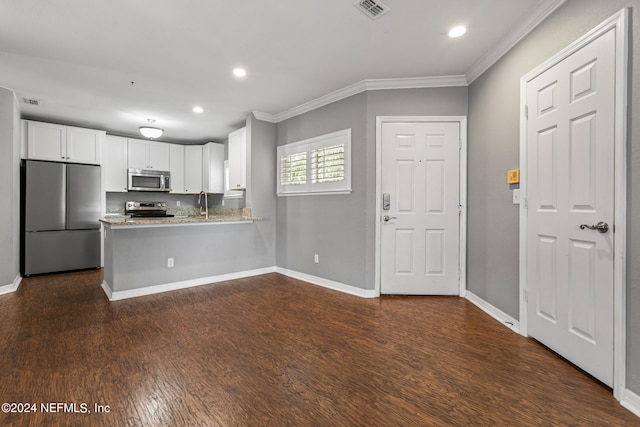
[579, 221, 609, 233]
[383, 215, 397, 222]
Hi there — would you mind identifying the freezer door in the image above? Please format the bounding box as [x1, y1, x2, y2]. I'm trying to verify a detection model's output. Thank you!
[67, 163, 101, 230]
[24, 160, 66, 231]
[24, 230, 101, 275]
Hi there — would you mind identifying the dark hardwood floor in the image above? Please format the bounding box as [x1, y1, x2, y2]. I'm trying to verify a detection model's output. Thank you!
[0, 270, 637, 426]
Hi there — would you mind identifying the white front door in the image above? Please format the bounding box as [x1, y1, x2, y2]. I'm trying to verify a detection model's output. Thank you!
[380, 121, 461, 295]
[525, 28, 615, 386]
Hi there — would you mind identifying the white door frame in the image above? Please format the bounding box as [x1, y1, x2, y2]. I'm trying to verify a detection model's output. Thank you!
[375, 116, 467, 297]
[519, 9, 628, 399]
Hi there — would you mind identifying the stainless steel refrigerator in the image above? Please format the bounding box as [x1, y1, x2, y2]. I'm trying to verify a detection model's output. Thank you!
[21, 160, 101, 276]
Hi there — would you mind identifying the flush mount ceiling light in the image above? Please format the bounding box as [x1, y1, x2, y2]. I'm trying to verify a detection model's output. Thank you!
[448, 25, 467, 38]
[233, 67, 247, 78]
[139, 119, 164, 139]
[193, 106, 204, 113]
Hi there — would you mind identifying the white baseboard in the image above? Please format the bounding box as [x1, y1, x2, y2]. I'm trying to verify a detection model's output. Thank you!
[0, 274, 22, 296]
[621, 388, 640, 419]
[275, 267, 377, 298]
[465, 290, 520, 333]
[104, 267, 277, 301]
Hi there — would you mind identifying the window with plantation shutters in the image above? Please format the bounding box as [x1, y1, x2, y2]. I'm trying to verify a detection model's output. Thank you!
[277, 129, 351, 195]
[280, 151, 307, 187]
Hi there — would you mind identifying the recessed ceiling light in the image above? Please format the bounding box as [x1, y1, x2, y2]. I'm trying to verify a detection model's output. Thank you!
[448, 25, 467, 38]
[193, 106, 204, 114]
[233, 67, 247, 78]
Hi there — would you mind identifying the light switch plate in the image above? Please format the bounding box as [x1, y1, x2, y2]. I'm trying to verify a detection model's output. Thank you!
[513, 189, 520, 205]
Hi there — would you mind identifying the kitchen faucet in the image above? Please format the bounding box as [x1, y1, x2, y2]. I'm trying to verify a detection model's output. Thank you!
[197, 191, 209, 219]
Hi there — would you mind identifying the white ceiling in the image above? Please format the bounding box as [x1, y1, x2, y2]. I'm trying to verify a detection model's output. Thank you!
[0, 0, 556, 144]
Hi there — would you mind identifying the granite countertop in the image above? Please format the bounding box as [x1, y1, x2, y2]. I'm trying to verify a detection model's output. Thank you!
[101, 208, 259, 227]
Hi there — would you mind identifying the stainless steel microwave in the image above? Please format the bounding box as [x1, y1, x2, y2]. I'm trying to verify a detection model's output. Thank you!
[127, 168, 171, 192]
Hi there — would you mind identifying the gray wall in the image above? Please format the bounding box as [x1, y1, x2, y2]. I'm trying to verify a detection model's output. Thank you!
[276, 93, 368, 287]
[275, 87, 468, 290]
[246, 113, 277, 267]
[466, 0, 640, 393]
[0, 87, 20, 286]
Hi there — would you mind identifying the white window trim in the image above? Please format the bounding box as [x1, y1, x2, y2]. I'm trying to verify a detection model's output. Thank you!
[277, 128, 352, 196]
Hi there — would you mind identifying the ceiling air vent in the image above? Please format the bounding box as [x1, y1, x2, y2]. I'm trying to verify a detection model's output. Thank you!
[354, 0, 390, 20]
[22, 97, 41, 106]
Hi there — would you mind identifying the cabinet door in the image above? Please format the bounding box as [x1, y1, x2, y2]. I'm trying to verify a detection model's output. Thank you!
[148, 141, 170, 170]
[127, 139, 149, 169]
[228, 127, 247, 190]
[169, 144, 185, 193]
[103, 136, 128, 192]
[184, 145, 203, 193]
[203, 142, 224, 194]
[27, 121, 66, 161]
[66, 126, 103, 165]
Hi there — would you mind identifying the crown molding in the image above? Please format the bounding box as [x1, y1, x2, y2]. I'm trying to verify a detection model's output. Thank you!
[252, 75, 468, 123]
[465, 0, 568, 83]
[250, 110, 277, 123]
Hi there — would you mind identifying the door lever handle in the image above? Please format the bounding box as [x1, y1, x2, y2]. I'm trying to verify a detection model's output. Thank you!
[383, 215, 397, 222]
[579, 221, 609, 233]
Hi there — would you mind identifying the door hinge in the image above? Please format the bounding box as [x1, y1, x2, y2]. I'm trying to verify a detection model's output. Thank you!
[524, 105, 529, 120]
[523, 289, 528, 302]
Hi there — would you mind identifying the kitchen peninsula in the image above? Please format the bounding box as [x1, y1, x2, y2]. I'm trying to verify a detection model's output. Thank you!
[100, 208, 271, 301]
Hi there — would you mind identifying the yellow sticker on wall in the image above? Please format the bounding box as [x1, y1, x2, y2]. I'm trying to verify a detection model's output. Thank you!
[507, 169, 520, 184]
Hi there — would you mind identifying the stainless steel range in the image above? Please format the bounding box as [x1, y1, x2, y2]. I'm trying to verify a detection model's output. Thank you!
[125, 201, 174, 218]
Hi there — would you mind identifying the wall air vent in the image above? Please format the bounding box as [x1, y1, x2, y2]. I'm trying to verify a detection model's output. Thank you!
[22, 98, 41, 106]
[354, 0, 390, 20]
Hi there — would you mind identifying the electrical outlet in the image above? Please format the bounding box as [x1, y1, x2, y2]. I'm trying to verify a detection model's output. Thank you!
[176, 201, 181, 207]
[167, 257, 174, 268]
[314, 254, 319, 264]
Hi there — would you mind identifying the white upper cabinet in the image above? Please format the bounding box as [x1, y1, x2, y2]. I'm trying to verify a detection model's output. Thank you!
[127, 138, 170, 170]
[228, 127, 246, 191]
[169, 144, 185, 194]
[184, 145, 203, 194]
[168, 144, 203, 194]
[24, 120, 103, 165]
[67, 126, 103, 164]
[103, 136, 128, 192]
[202, 142, 224, 194]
